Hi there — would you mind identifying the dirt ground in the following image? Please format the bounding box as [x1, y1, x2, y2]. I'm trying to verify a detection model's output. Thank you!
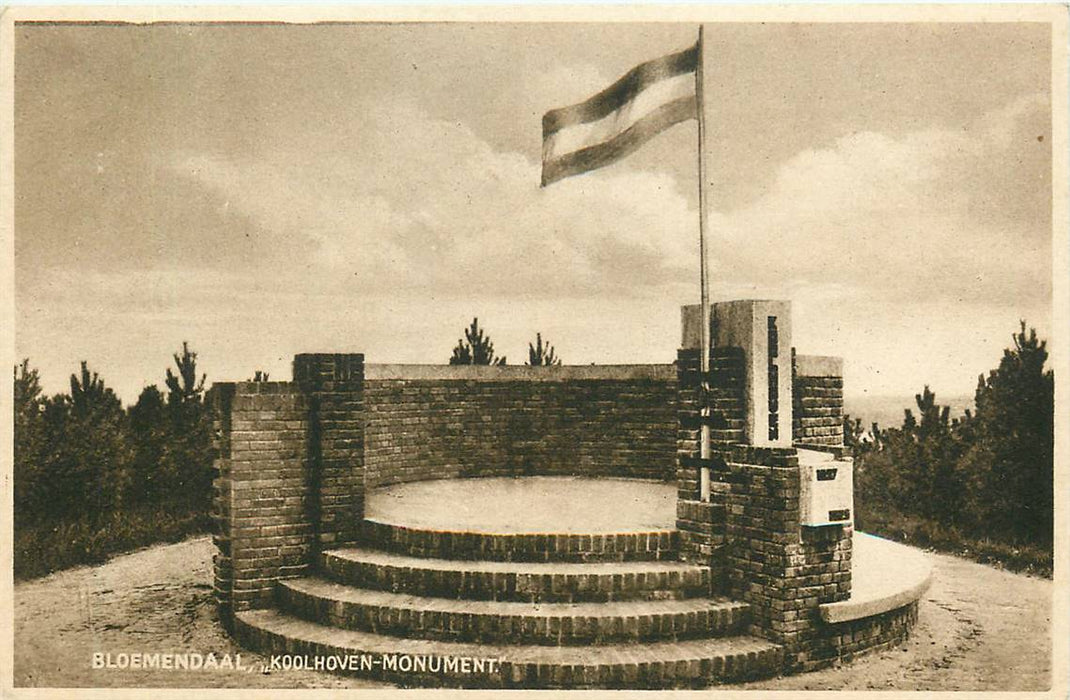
[11, 534, 1053, 692]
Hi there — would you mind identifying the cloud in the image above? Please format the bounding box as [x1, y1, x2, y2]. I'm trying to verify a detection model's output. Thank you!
[163, 88, 1049, 315]
[167, 97, 699, 299]
[709, 92, 1051, 306]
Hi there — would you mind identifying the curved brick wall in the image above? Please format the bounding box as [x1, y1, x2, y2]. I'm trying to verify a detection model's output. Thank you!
[810, 601, 920, 670]
[363, 365, 677, 488]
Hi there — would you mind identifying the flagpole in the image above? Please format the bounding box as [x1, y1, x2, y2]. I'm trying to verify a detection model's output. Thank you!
[695, 25, 712, 502]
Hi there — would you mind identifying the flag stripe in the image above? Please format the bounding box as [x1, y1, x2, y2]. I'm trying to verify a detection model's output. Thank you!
[542, 94, 697, 186]
[543, 71, 696, 163]
[542, 43, 698, 137]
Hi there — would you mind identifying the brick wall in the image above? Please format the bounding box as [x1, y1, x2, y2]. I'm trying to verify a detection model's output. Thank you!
[811, 601, 918, 670]
[722, 446, 853, 671]
[209, 381, 313, 622]
[211, 354, 366, 624]
[210, 359, 671, 620]
[294, 354, 366, 549]
[363, 365, 676, 488]
[674, 347, 746, 576]
[673, 345, 855, 669]
[792, 353, 845, 448]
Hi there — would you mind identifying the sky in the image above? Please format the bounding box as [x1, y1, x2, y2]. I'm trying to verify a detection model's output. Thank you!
[14, 21, 1054, 404]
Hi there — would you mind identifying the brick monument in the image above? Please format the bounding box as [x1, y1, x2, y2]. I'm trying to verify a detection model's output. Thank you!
[208, 299, 925, 687]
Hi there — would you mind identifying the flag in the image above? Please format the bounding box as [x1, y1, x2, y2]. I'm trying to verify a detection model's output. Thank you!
[541, 43, 698, 186]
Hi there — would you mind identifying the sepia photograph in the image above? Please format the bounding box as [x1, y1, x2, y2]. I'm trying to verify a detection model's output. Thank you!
[3, 5, 1067, 695]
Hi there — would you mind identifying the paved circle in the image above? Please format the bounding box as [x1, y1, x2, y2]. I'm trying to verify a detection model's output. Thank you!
[364, 476, 677, 533]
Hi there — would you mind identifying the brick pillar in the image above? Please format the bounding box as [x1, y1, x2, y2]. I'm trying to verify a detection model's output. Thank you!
[676, 348, 719, 573]
[209, 381, 313, 623]
[209, 383, 236, 628]
[294, 353, 365, 549]
[675, 348, 703, 503]
[724, 446, 852, 671]
[792, 354, 846, 449]
[683, 301, 793, 447]
[674, 347, 747, 590]
[679, 301, 855, 670]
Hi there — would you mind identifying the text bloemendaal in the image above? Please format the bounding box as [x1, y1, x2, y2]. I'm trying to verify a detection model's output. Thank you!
[92, 652, 245, 670]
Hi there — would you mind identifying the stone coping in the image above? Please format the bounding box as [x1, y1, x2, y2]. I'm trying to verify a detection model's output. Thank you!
[797, 447, 839, 465]
[795, 354, 844, 377]
[795, 443, 851, 459]
[364, 364, 675, 382]
[819, 532, 932, 624]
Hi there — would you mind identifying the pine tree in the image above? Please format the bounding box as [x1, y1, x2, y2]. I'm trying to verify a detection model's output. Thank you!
[70, 361, 120, 419]
[526, 333, 561, 366]
[127, 385, 167, 505]
[44, 362, 130, 520]
[166, 341, 206, 405]
[161, 342, 213, 509]
[449, 318, 506, 366]
[13, 360, 44, 525]
[967, 322, 1053, 544]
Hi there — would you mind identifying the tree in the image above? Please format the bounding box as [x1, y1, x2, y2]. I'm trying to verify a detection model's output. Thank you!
[908, 386, 965, 522]
[449, 318, 506, 366]
[526, 333, 561, 366]
[160, 342, 214, 509]
[166, 341, 206, 405]
[38, 362, 130, 521]
[966, 322, 1053, 544]
[13, 360, 44, 525]
[14, 359, 41, 417]
[127, 385, 167, 505]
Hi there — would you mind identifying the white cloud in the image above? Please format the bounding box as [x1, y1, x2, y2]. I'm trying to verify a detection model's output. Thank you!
[708, 92, 1051, 306]
[165, 90, 1049, 314]
[167, 98, 699, 299]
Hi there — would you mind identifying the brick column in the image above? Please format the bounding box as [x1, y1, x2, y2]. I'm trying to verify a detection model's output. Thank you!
[209, 381, 313, 624]
[674, 347, 746, 590]
[675, 348, 720, 573]
[209, 383, 235, 627]
[792, 354, 846, 449]
[294, 353, 366, 549]
[724, 446, 852, 671]
[678, 302, 853, 671]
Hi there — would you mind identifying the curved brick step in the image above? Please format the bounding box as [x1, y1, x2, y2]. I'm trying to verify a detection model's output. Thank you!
[278, 577, 748, 645]
[362, 519, 678, 563]
[321, 548, 710, 603]
[235, 609, 782, 689]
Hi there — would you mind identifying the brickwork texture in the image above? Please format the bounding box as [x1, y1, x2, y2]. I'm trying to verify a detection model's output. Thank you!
[209, 381, 313, 621]
[722, 453, 853, 670]
[792, 353, 845, 448]
[364, 366, 676, 487]
[294, 354, 366, 549]
[673, 345, 856, 671]
[208, 338, 916, 676]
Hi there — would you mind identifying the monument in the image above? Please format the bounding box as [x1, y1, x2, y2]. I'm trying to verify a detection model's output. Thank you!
[207, 299, 930, 688]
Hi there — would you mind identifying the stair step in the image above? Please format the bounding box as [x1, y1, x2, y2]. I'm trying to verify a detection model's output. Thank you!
[321, 548, 711, 603]
[363, 519, 678, 562]
[235, 609, 782, 688]
[278, 577, 748, 645]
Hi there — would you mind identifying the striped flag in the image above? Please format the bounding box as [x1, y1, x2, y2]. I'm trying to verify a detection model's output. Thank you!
[541, 43, 699, 186]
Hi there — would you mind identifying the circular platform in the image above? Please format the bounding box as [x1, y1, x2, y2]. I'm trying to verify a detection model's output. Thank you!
[365, 476, 677, 534]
